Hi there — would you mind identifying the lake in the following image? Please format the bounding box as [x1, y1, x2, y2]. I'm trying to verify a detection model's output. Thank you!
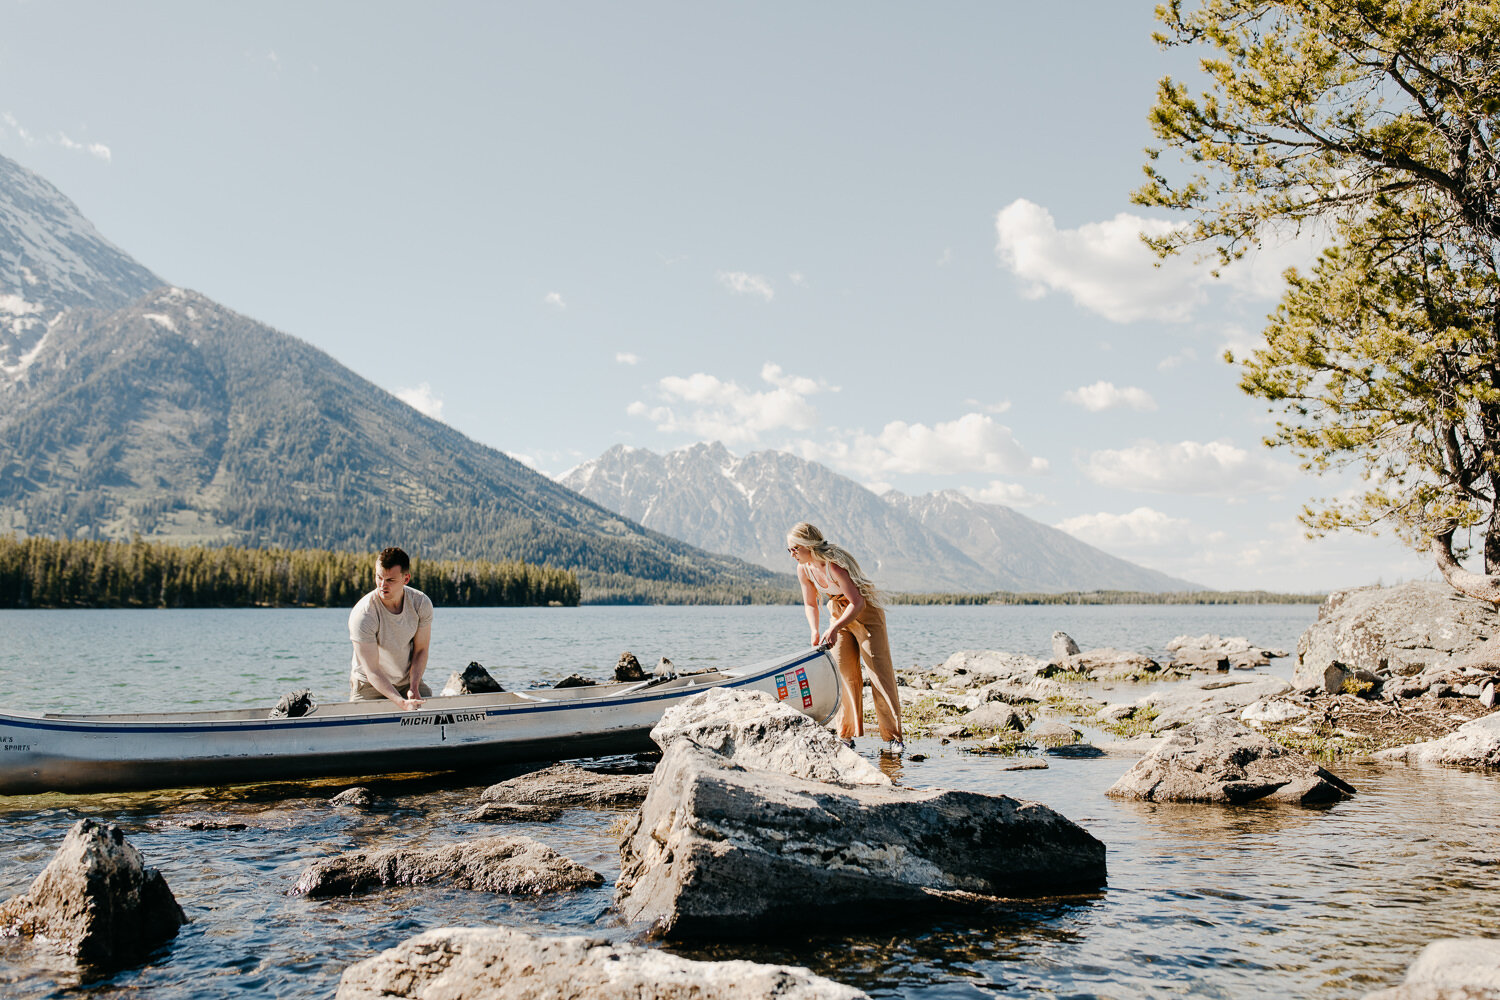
[2, 603, 1496, 999]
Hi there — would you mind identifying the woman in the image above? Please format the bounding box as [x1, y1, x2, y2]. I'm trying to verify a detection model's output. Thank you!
[786, 521, 904, 751]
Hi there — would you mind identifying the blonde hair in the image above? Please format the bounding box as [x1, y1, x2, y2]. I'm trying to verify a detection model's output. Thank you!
[786, 521, 882, 607]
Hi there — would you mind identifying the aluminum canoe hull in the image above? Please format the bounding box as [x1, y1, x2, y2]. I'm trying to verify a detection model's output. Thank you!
[0, 648, 839, 795]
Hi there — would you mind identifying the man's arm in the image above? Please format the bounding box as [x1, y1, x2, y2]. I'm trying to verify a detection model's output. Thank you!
[407, 624, 431, 699]
[354, 640, 423, 710]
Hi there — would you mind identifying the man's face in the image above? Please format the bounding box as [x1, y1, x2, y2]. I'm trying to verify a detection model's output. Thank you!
[375, 561, 410, 601]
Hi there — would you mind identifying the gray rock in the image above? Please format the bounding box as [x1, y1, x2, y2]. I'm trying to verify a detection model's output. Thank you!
[1239, 698, 1311, 727]
[1141, 674, 1293, 732]
[479, 762, 652, 808]
[1377, 713, 1500, 768]
[335, 926, 869, 999]
[1167, 634, 1280, 671]
[655, 656, 677, 679]
[960, 701, 1028, 733]
[1107, 716, 1356, 805]
[615, 741, 1106, 939]
[651, 687, 889, 787]
[467, 802, 565, 823]
[329, 787, 376, 809]
[1060, 647, 1161, 680]
[615, 651, 647, 682]
[439, 661, 504, 696]
[1363, 937, 1500, 999]
[0, 819, 186, 971]
[1051, 631, 1081, 659]
[292, 835, 602, 898]
[1295, 583, 1500, 692]
[1026, 720, 1081, 746]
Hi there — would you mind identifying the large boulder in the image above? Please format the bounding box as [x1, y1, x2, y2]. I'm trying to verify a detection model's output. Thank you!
[652, 688, 889, 787]
[291, 835, 602, 897]
[1376, 713, 1500, 769]
[1107, 715, 1355, 805]
[1363, 937, 1500, 999]
[1295, 583, 1500, 693]
[615, 740, 1106, 940]
[335, 926, 868, 999]
[0, 819, 186, 971]
[479, 762, 653, 808]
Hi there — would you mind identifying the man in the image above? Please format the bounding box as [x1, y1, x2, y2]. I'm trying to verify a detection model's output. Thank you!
[348, 547, 432, 710]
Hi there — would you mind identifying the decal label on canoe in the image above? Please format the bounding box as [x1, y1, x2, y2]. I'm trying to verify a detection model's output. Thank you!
[774, 673, 790, 701]
[399, 711, 487, 727]
[796, 667, 813, 709]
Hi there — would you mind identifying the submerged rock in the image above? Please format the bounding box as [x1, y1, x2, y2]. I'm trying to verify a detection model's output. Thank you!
[292, 835, 602, 897]
[0, 819, 186, 972]
[335, 926, 869, 999]
[1167, 634, 1284, 671]
[329, 786, 376, 809]
[1107, 715, 1355, 806]
[479, 762, 652, 808]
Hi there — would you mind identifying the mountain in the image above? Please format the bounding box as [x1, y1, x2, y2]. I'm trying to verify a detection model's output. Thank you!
[560, 443, 1202, 593]
[0, 155, 163, 374]
[0, 153, 789, 601]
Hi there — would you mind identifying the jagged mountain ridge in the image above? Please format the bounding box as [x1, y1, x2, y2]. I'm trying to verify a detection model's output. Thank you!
[0, 155, 163, 373]
[0, 152, 789, 599]
[561, 442, 1202, 593]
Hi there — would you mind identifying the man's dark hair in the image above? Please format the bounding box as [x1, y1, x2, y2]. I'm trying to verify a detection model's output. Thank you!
[377, 546, 411, 572]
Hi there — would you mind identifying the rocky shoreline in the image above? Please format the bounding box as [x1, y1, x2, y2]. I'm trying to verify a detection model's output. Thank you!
[2, 581, 1498, 997]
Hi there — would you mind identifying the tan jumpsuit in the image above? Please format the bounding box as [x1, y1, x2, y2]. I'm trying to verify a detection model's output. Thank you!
[819, 584, 903, 742]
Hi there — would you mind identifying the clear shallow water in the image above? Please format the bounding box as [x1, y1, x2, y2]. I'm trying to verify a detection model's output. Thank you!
[4, 604, 1496, 999]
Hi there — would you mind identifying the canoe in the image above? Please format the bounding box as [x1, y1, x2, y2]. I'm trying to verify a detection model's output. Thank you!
[0, 647, 840, 795]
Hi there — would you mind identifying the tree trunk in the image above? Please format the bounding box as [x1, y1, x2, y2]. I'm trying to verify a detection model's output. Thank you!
[1431, 530, 1500, 605]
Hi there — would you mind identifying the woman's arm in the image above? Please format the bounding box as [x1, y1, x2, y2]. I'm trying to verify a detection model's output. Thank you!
[797, 565, 821, 646]
[818, 563, 865, 647]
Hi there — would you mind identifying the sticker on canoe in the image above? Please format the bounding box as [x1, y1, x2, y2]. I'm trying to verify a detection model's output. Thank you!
[399, 710, 487, 727]
[773, 668, 814, 709]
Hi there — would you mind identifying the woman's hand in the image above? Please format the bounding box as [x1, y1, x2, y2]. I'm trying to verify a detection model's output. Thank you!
[819, 627, 839, 648]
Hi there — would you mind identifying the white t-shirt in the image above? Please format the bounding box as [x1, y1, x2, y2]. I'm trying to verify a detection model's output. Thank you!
[348, 587, 433, 689]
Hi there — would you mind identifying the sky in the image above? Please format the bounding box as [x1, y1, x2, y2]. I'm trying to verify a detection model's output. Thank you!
[0, 1, 1444, 593]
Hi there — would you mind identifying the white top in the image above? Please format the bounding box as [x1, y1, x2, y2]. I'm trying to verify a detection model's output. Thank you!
[348, 587, 433, 688]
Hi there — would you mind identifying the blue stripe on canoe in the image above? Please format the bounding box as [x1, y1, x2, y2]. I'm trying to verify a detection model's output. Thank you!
[0, 650, 828, 736]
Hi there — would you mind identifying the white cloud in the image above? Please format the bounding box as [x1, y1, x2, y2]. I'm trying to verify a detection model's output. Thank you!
[994, 199, 1325, 324]
[627, 362, 833, 446]
[1080, 438, 1297, 496]
[789, 272, 808, 287]
[2, 112, 34, 144]
[396, 382, 444, 421]
[1062, 380, 1157, 412]
[506, 451, 538, 470]
[615, 352, 639, 365]
[1158, 346, 1197, 371]
[963, 397, 1013, 414]
[796, 412, 1048, 479]
[544, 291, 566, 309]
[55, 133, 111, 162]
[1057, 506, 1215, 550]
[717, 271, 774, 300]
[995, 199, 1206, 323]
[960, 480, 1049, 507]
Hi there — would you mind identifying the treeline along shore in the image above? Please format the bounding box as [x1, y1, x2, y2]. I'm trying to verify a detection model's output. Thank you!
[0, 536, 580, 609]
[0, 535, 1322, 609]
